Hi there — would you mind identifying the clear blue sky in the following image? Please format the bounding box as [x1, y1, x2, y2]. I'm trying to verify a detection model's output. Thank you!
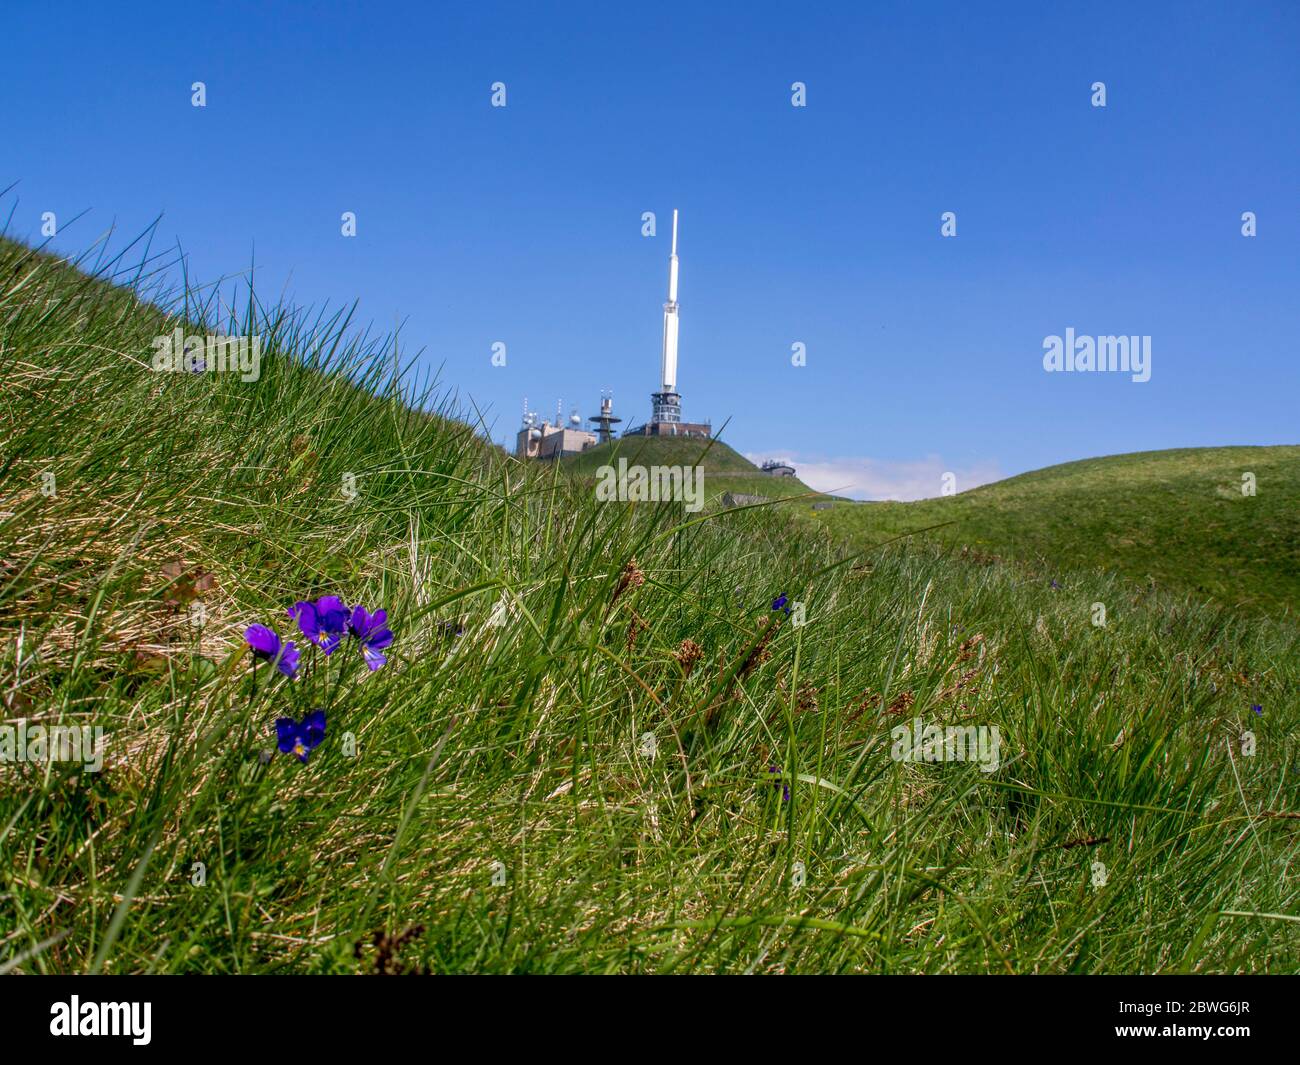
[5, 0, 1297, 498]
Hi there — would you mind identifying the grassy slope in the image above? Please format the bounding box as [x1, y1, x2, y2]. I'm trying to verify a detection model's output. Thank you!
[564, 436, 825, 504]
[3, 235, 1299, 974]
[812, 448, 1300, 617]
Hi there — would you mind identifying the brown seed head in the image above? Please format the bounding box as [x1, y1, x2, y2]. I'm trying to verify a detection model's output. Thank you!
[674, 638, 703, 676]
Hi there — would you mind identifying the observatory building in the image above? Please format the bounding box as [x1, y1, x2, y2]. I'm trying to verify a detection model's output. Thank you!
[515, 400, 596, 460]
[515, 208, 710, 460]
[624, 210, 712, 439]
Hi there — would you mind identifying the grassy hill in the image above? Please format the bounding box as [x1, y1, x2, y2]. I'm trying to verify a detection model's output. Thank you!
[3, 233, 1299, 974]
[810, 448, 1300, 617]
[563, 436, 824, 504]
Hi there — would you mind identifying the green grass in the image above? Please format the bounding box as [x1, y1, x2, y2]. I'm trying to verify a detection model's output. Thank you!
[810, 448, 1300, 617]
[564, 436, 762, 476]
[2, 233, 1298, 974]
[563, 436, 826, 505]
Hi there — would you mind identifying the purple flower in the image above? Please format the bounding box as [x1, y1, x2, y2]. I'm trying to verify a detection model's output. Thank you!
[244, 624, 300, 679]
[767, 765, 790, 803]
[1252, 704, 1263, 716]
[347, 605, 394, 671]
[288, 595, 348, 654]
[771, 595, 791, 615]
[276, 709, 326, 762]
[1049, 579, 1061, 590]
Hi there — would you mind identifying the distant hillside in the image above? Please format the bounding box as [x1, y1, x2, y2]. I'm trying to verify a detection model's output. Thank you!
[561, 436, 824, 503]
[563, 435, 756, 474]
[811, 446, 1300, 615]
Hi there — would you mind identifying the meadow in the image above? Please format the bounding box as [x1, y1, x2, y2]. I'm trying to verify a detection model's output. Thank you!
[1, 234, 1297, 973]
[810, 447, 1300, 618]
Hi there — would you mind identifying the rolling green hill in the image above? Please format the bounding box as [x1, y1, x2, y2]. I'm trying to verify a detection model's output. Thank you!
[811, 447, 1300, 616]
[562, 436, 824, 503]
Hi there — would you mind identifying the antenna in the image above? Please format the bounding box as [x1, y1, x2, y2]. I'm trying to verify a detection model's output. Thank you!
[588, 388, 622, 443]
[657, 208, 681, 405]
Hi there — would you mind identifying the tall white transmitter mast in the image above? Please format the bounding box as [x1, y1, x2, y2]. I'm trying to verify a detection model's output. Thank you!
[651, 209, 682, 428]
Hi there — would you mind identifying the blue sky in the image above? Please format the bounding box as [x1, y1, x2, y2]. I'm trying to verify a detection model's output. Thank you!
[4, 0, 1297, 498]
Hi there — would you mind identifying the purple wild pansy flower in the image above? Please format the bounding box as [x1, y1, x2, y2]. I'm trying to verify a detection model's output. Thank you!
[347, 605, 394, 671]
[1252, 704, 1263, 716]
[244, 624, 300, 679]
[288, 595, 348, 654]
[771, 594, 791, 615]
[276, 709, 326, 762]
[767, 765, 791, 803]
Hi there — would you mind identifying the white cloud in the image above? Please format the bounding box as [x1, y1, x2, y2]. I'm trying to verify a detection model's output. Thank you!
[743, 452, 1002, 502]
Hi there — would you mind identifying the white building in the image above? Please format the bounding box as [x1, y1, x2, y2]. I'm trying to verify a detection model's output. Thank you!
[515, 404, 596, 460]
